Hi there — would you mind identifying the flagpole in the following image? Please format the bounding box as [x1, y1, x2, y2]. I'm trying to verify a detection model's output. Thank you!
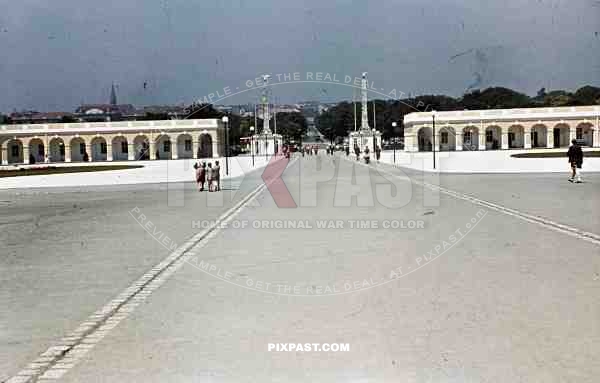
[353, 88, 357, 132]
[373, 100, 376, 131]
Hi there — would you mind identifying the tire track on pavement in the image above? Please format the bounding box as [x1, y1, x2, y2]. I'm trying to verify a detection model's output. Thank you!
[5, 158, 297, 383]
[353, 157, 600, 247]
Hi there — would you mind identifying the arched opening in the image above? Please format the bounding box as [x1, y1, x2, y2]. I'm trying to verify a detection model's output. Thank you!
[6, 139, 24, 164]
[156, 135, 172, 160]
[177, 134, 194, 159]
[49, 137, 65, 162]
[508, 125, 524, 148]
[417, 127, 432, 151]
[576, 123, 594, 147]
[553, 124, 570, 148]
[530, 124, 547, 148]
[28, 138, 45, 164]
[438, 127, 456, 151]
[198, 133, 213, 158]
[91, 136, 107, 161]
[133, 135, 150, 160]
[112, 136, 129, 161]
[70, 137, 87, 162]
[485, 126, 501, 150]
[462, 126, 479, 151]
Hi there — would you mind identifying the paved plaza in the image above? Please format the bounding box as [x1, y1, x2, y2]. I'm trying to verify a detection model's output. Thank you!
[0, 156, 270, 190]
[377, 148, 600, 173]
[2, 153, 600, 382]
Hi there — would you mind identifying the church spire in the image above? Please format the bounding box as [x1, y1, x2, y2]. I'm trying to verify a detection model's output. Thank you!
[110, 83, 117, 105]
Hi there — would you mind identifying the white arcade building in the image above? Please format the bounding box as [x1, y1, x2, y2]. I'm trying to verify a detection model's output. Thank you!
[0, 119, 225, 164]
[403, 106, 600, 152]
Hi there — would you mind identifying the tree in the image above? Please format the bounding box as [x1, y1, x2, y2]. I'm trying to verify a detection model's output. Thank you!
[317, 101, 355, 143]
[461, 87, 532, 109]
[573, 86, 600, 105]
[185, 103, 223, 119]
[543, 90, 574, 107]
[138, 112, 170, 121]
[60, 115, 77, 123]
[274, 112, 308, 143]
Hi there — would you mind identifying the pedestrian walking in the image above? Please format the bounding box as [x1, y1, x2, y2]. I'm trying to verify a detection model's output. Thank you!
[567, 139, 584, 183]
[345, 145, 350, 157]
[354, 145, 360, 161]
[375, 145, 381, 162]
[214, 161, 221, 191]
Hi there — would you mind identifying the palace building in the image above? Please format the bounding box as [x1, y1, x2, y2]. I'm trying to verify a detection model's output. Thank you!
[0, 119, 225, 164]
[403, 105, 600, 152]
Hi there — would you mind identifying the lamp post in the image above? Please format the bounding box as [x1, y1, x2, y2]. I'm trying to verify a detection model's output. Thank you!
[431, 110, 436, 170]
[372, 128, 376, 155]
[265, 134, 268, 160]
[222, 116, 229, 175]
[392, 121, 397, 164]
[250, 126, 255, 167]
[201, 129, 208, 160]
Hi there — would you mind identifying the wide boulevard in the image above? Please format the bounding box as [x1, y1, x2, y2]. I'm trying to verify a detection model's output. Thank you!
[2, 153, 599, 382]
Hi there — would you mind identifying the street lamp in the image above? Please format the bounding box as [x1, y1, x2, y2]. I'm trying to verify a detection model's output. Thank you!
[222, 116, 229, 175]
[431, 110, 436, 170]
[392, 122, 397, 164]
[250, 125, 255, 167]
[264, 131, 268, 160]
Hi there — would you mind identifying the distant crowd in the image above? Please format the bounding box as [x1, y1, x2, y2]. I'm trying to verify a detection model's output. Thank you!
[298, 144, 382, 164]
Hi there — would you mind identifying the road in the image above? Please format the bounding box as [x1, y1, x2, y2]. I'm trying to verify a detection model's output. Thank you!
[2, 153, 600, 382]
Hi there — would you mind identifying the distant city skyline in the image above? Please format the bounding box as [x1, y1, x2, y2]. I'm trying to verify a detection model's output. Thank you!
[1, 1, 598, 113]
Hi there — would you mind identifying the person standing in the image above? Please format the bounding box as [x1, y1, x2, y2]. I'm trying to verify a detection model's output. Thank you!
[206, 162, 214, 192]
[354, 145, 360, 161]
[214, 161, 221, 191]
[567, 139, 584, 183]
[345, 145, 350, 157]
[196, 162, 206, 192]
[375, 145, 381, 162]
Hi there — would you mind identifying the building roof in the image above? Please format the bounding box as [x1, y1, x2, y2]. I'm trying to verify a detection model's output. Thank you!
[9, 111, 75, 121]
[75, 104, 136, 115]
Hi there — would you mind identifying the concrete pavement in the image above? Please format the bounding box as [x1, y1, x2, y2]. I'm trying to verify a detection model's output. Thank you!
[0, 156, 270, 190]
[379, 148, 600, 173]
[3, 153, 600, 382]
[0, 164, 268, 382]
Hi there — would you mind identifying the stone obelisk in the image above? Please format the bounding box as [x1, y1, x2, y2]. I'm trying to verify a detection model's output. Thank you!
[261, 75, 272, 135]
[348, 72, 380, 153]
[360, 72, 370, 131]
[253, 74, 281, 156]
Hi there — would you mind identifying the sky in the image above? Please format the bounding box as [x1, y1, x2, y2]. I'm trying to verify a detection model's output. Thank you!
[0, 0, 598, 113]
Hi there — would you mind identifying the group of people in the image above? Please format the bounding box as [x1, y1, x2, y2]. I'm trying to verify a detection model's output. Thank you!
[193, 161, 221, 192]
[350, 145, 381, 163]
[301, 145, 320, 157]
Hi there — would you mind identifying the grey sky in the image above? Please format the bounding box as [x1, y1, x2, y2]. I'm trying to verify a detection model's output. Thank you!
[0, 0, 598, 112]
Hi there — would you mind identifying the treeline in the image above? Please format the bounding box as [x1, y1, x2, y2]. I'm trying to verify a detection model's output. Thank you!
[316, 85, 600, 142]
